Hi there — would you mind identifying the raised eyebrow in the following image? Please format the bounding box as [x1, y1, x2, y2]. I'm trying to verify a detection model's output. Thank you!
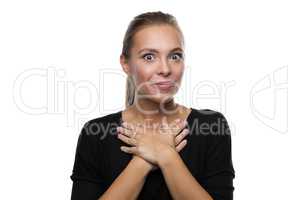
[138, 47, 183, 54]
[170, 47, 183, 53]
[138, 48, 158, 54]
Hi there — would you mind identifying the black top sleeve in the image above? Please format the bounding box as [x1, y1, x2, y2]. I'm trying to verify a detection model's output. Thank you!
[70, 122, 108, 200]
[201, 112, 235, 200]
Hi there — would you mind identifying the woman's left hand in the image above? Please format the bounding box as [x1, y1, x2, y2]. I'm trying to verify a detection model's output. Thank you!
[116, 117, 189, 166]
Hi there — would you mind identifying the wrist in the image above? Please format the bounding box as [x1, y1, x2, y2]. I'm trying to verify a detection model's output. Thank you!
[157, 146, 177, 169]
[131, 156, 153, 175]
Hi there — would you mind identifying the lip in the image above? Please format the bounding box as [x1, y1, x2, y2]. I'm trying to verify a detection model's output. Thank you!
[154, 81, 174, 91]
[154, 81, 174, 85]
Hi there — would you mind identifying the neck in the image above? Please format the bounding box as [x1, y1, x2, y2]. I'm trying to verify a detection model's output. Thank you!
[130, 97, 181, 120]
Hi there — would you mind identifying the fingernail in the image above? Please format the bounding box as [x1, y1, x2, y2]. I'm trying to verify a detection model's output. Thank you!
[175, 118, 181, 123]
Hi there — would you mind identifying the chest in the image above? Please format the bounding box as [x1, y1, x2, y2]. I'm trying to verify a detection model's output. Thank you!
[104, 132, 205, 184]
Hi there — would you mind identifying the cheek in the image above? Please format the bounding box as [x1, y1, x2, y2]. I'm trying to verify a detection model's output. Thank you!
[134, 66, 156, 93]
[135, 65, 155, 83]
[173, 65, 185, 82]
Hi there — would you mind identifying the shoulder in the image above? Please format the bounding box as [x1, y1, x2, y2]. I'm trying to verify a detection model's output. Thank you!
[193, 108, 227, 120]
[79, 111, 121, 142]
[86, 111, 120, 126]
[190, 108, 231, 136]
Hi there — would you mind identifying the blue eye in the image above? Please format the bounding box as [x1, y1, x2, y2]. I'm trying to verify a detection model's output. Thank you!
[170, 53, 183, 61]
[142, 53, 155, 61]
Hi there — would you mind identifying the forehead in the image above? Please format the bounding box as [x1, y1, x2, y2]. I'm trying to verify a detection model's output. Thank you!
[132, 25, 183, 52]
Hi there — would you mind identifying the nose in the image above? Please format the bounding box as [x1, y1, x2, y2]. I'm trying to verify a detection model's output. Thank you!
[158, 58, 171, 76]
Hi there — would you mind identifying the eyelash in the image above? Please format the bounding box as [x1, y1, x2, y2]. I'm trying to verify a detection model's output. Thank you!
[170, 53, 183, 60]
[142, 53, 183, 61]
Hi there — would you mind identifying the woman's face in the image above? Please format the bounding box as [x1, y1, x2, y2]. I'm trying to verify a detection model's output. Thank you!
[121, 24, 185, 103]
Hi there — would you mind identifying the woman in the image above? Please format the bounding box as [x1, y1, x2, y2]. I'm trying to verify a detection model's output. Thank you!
[70, 11, 235, 200]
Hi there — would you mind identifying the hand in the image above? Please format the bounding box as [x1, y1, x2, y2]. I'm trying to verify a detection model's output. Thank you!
[131, 126, 188, 172]
[116, 117, 189, 167]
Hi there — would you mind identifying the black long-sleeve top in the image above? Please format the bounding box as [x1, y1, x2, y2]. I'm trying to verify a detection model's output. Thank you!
[70, 108, 235, 199]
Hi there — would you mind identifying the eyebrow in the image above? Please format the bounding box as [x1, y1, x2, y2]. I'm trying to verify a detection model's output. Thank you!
[138, 47, 183, 54]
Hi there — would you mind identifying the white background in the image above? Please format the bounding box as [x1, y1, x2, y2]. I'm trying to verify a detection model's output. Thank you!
[0, 0, 299, 199]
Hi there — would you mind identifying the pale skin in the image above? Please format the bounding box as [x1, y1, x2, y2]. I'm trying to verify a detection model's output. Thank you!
[99, 24, 213, 200]
[99, 119, 189, 200]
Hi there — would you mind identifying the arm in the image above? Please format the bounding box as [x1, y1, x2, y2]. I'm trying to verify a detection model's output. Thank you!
[198, 112, 235, 200]
[71, 121, 152, 200]
[158, 147, 213, 200]
[157, 111, 235, 200]
[98, 156, 152, 200]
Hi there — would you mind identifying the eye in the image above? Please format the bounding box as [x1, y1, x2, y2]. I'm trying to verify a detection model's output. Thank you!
[170, 52, 183, 61]
[142, 53, 155, 61]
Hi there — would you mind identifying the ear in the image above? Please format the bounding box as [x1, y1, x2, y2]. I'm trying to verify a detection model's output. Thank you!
[120, 54, 131, 75]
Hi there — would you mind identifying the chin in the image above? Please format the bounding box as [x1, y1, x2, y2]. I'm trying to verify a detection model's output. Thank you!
[151, 94, 174, 104]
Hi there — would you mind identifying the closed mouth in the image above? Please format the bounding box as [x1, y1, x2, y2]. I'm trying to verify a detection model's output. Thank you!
[154, 81, 174, 85]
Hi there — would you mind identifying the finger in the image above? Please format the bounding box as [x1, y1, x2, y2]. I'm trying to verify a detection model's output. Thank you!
[174, 120, 188, 136]
[120, 146, 138, 154]
[121, 121, 136, 131]
[122, 122, 142, 137]
[117, 133, 137, 146]
[175, 139, 187, 152]
[174, 118, 181, 124]
[160, 117, 181, 135]
[173, 118, 186, 126]
[179, 119, 188, 130]
[175, 128, 189, 145]
[127, 123, 142, 134]
[117, 126, 136, 138]
[168, 119, 186, 134]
